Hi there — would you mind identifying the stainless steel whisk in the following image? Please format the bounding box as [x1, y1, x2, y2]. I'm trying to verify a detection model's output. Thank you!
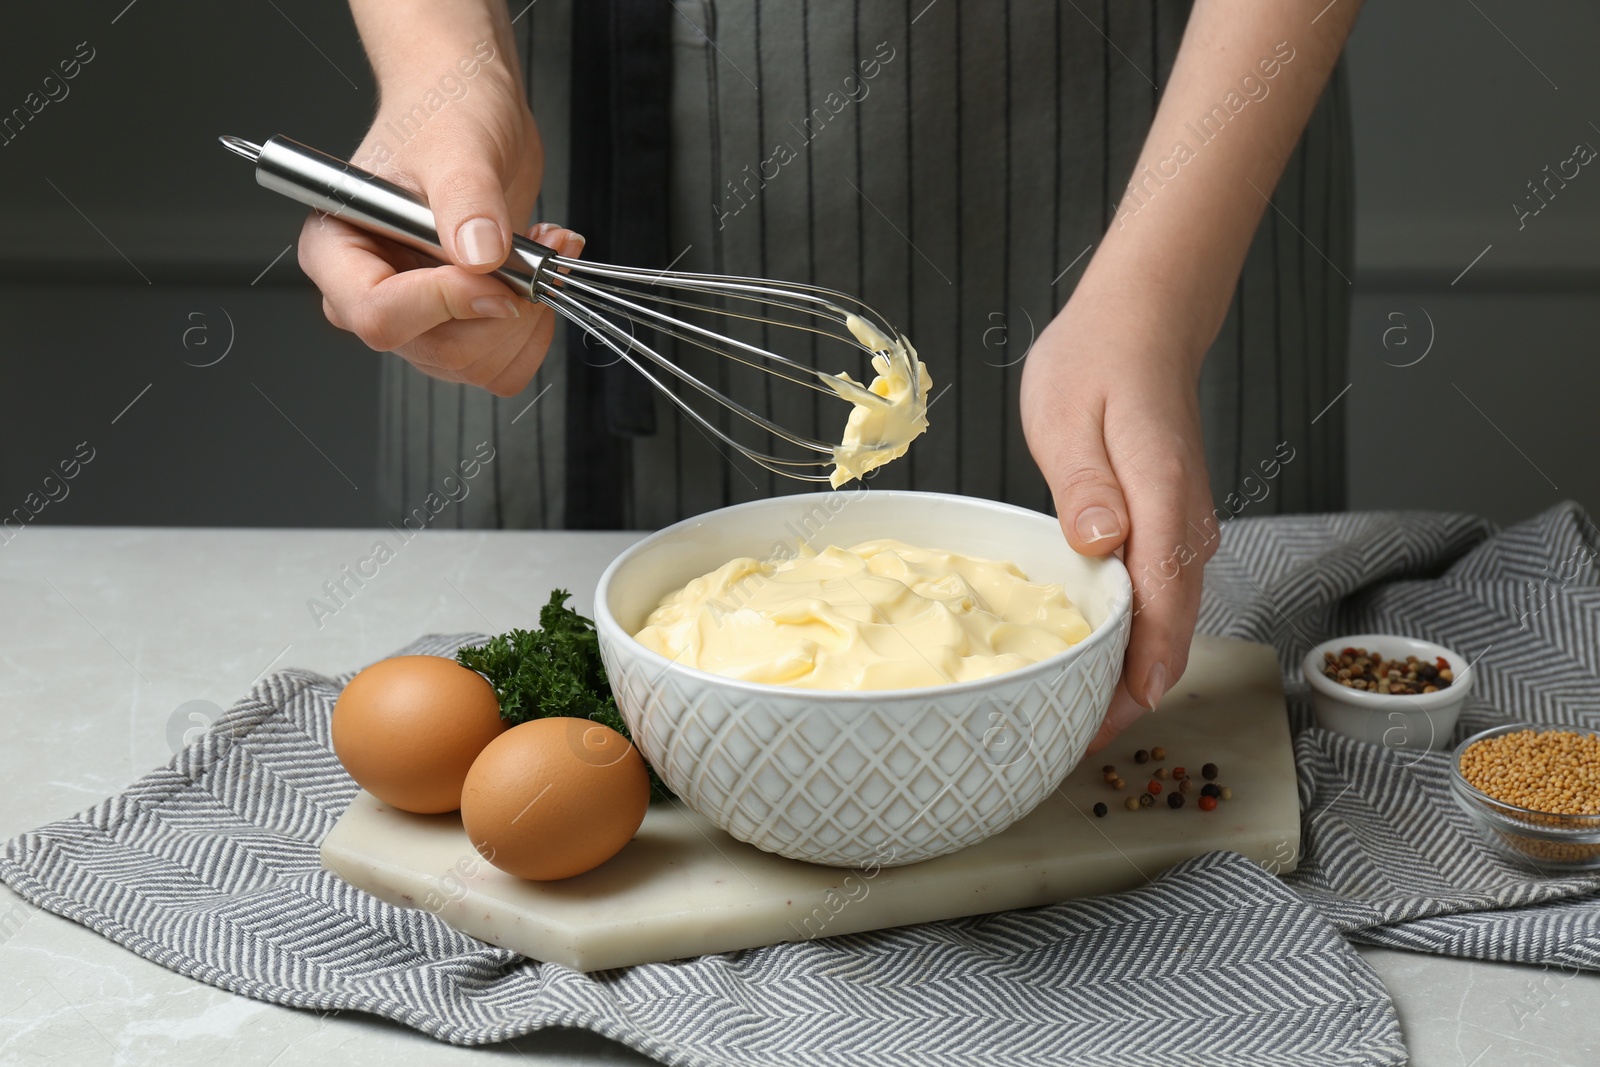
[220, 134, 901, 482]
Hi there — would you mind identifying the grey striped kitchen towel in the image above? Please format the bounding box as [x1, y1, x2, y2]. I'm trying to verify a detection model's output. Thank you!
[1198, 501, 1600, 969]
[1, 632, 1402, 1063]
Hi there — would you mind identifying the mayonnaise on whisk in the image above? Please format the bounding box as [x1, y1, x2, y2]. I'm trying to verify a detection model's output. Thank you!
[632, 538, 1091, 690]
[825, 316, 932, 488]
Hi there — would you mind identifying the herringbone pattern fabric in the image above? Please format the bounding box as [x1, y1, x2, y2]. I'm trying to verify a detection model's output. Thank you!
[1, 634, 1400, 1062]
[1199, 502, 1600, 968]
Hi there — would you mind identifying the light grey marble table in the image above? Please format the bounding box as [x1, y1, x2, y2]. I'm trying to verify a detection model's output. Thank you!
[1, 527, 1594, 1066]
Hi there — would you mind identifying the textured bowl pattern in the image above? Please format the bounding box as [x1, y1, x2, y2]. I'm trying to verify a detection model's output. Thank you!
[602, 609, 1128, 867]
[595, 490, 1133, 868]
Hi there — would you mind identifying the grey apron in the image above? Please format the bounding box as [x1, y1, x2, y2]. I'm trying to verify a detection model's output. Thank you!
[379, 0, 1352, 530]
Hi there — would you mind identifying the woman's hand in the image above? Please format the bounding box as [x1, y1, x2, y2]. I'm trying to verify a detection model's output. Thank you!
[1019, 0, 1365, 751]
[1021, 283, 1219, 754]
[298, 49, 581, 397]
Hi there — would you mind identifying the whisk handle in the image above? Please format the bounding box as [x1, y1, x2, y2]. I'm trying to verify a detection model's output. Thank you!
[242, 134, 556, 301]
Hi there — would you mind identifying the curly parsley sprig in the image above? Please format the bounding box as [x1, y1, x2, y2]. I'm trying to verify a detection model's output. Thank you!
[457, 590, 674, 802]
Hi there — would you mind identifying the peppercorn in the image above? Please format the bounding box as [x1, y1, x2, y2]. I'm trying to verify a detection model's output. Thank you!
[1153, 766, 1169, 780]
[1179, 778, 1193, 794]
[1321, 646, 1454, 695]
[1167, 792, 1184, 809]
[1172, 766, 1187, 780]
[1124, 796, 1141, 811]
[1202, 763, 1219, 781]
[1219, 787, 1233, 801]
[1147, 780, 1162, 795]
[1134, 749, 1150, 764]
[1198, 795, 1218, 811]
[1110, 776, 1126, 790]
[1138, 792, 1155, 808]
[1093, 802, 1108, 818]
[1200, 783, 1221, 799]
[1151, 746, 1167, 761]
[1102, 764, 1116, 775]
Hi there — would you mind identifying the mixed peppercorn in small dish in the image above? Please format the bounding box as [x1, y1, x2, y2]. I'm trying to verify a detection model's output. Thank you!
[1319, 646, 1455, 696]
[1302, 634, 1473, 751]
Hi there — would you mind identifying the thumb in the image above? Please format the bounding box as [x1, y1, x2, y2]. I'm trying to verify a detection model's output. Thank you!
[1048, 425, 1131, 557]
[418, 148, 514, 274]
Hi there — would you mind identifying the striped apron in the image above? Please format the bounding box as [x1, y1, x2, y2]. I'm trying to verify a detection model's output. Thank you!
[379, 0, 1352, 530]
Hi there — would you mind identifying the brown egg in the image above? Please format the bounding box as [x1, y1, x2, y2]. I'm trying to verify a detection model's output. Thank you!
[461, 718, 650, 881]
[331, 655, 506, 814]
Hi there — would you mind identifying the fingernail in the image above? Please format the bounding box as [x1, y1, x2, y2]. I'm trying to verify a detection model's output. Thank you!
[456, 217, 504, 266]
[1144, 662, 1168, 710]
[470, 296, 520, 319]
[1075, 506, 1120, 544]
[562, 230, 587, 256]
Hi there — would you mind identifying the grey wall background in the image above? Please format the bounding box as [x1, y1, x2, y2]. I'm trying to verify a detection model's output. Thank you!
[0, 1, 383, 529]
[1, 0, 1594, 530]
[1343, 0, 1598, 524]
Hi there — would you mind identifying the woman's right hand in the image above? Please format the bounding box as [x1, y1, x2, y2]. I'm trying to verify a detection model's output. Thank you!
[298, 51, 583, 397]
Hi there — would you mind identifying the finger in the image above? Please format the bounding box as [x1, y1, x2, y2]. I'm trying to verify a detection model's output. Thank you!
[1043, 404, 1132, 558]
[361, 267, 536, 351]
[479, 228, 585, 396]
[400, 226, 579, 389]
[1084, 680, 1148, 755]
[300, 212, 391, 328]
[482, 301, 558, 396]
[416, 147, 514, 272]
[535, 221, 587, 262]
[299, 203, 434, 281]
[1117, 480, 1207, 712]
[391, 301, 537, 374]
[300, 211, 509, 346]
[405, 223, 578, 370]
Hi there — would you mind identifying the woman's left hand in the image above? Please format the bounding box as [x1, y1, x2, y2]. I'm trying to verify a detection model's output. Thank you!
[1021, 282, 1219, 754]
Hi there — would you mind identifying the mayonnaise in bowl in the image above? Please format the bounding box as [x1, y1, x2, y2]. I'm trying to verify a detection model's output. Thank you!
[632, 538, 1091, 690]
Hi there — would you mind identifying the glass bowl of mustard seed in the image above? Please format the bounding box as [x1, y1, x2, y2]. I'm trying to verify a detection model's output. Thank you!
[1450, 723, 1600, 872]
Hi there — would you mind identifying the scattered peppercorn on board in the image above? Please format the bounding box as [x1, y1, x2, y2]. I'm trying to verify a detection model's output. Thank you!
[320, 634, 1299, 971]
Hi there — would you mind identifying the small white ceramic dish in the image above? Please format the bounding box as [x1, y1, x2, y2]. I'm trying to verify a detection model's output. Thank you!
[593, 490, 1133, 868]
[1301, 633, 1473, 752]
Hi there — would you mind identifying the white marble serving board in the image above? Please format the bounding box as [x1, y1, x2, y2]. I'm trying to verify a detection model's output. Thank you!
[320, 634, 1299, 972]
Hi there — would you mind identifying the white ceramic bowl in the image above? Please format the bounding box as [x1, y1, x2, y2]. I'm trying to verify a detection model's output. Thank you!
[1301, 633, 1473, 752]
[594, 490, 1133, 867]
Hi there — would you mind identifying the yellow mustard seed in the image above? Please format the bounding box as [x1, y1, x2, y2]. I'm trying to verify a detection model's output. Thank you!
[1459, 729, 1600, 816]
